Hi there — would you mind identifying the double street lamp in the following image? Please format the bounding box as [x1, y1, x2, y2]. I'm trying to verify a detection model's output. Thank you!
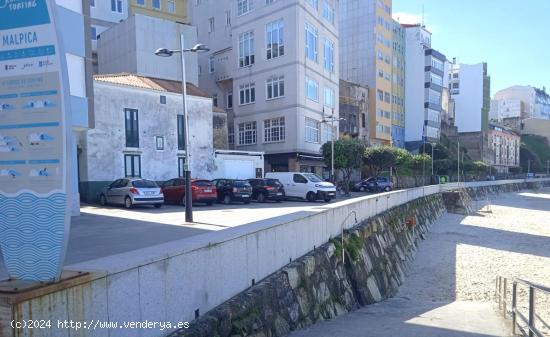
[155, 37, 209, 223]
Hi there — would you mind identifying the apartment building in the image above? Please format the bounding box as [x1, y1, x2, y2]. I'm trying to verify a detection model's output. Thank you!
[494, 85, 550, 120]
[449, 61, 491, 133]
[488, 124, 520, 174]
[391, 19, 405, 148]
[189, 0, 339, 175]
[339, 0, 393, 146]
[403, 24, 446, 150]
[129, 0, 187, 22]
[339, 79, 369, 140]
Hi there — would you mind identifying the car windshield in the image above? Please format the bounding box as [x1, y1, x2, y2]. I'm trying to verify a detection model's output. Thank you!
[303, 173, 323, 182]
[194, 180, 211, 186]
[266, 179, 281, 187]
[132, 180, 158, 188]
[234, 181, 250, 187]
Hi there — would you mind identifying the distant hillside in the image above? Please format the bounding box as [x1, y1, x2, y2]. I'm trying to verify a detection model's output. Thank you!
[521, 134, 550, 173]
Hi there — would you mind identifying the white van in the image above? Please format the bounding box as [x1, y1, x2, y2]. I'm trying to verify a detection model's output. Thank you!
[265, 172, 336, 202]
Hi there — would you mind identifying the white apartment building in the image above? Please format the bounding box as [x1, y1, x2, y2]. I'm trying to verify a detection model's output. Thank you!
[339, 0, 394, 146]
[448, 61, 490, 133]
[97, 14, 199, 85]
[403, 24, 446, 150]
[189, 0, 339, 176]
[494, 85, 550, 120]
[489, 99, 526, 120]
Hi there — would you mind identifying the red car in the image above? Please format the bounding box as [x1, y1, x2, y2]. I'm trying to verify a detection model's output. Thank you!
[161, 178, 217, 205]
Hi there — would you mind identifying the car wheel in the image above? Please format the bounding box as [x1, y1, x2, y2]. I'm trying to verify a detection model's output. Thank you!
[99, 194, 107, 206]
[223, 195, 231, 205]
[324, 198, 331, 203]
[306, 191, 316, 202]
[124, 196, 133, 209]
[257, 193, 266, 203]
[384, 186, 391, 192]
[359, 186, 366, 192]
[154, 203, 162, 209]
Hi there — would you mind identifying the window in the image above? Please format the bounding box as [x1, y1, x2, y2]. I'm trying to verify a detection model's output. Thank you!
[239, 82, 256, 105]
[239, 31, 255, 67]
[377, 89, 383, 101]
[155, 136, 165, 150]
[125, 109, 139, 147]
[266, 0, 277, 3]
[427, 108, 440, 123]
[209, 55, 215, 72]
[212, 93, 218, 107]
[136, 0, 144, 5]
[178, 157, 185, 177]
[90, 26, 97, 40]
[160, 95, 166, 104]
[238, 0, 253, 15]
[111, 0, 122, 13]
[293, 174, 307, 184]
[323, 1, 334, 24]
[384, 92, 390, 103]
[225, 10, 231, 27]
[324, 39, 334, 72]
[208, 17, 215, 33]
[90, 0, 95, 6]
[428, 89, 441, 105]
[431, 58, 444, 71]
[308, 0, 318, 9]
[238, 121, 257, 145]
[266, 75, 284, 99]
[264, 117, 285, 142]
[266, 19, 284, 59]
[227, 91, 233, 108]
[305, 77, 319, 101]
[177, 114, 185, 150]
[124, 154, 141, 177]
[361, 113, 366, 128]
[305, 22, 318, 62]
[305, 117, 320, 143]
[324, 87, 335, 108]
[228, 126, 234, 144]
[452, 82, 459, 89]
[152, 0, 160, 9]
[167, 0, 175, 13]
[322, 124, 335, 143]
[430, 73, 443, 86]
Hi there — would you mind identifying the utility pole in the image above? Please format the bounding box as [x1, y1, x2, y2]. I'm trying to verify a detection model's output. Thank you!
[527, 159, 531, 175]
[457, 140, 460, 183]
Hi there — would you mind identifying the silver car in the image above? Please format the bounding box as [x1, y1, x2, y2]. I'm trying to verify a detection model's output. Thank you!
[99, 178, 164, 208]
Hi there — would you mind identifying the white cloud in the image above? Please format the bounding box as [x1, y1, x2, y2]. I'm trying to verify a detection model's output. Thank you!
[393, 12, 422, 24]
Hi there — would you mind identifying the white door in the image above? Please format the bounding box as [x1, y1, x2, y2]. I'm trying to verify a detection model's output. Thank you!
[225, 160, 254, 179]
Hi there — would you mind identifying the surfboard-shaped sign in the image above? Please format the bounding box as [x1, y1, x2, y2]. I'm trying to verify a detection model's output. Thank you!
[0, 0, 71, 282]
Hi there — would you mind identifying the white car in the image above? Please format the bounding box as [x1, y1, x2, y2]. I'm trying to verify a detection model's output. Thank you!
[265, 172, 336, 202]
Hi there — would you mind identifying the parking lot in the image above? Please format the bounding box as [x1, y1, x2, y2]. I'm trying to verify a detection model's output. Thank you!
[0, 192, 369, 280]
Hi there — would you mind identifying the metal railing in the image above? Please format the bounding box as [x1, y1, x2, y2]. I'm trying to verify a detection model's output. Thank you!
[496, 276, 550, 337]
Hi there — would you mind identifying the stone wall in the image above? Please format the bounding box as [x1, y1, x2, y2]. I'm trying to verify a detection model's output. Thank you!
[169, 195, 445, 337]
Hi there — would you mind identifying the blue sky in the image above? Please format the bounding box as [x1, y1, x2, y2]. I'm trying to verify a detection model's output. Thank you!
[393, 0, 550, 96]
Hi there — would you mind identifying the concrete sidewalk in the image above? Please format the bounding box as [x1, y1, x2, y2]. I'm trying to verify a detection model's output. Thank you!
[290, 298, 511, 337]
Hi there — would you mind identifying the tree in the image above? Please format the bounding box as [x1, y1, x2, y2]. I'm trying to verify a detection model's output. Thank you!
[363, 146, 411, 177]
[321, 139, 366, 195]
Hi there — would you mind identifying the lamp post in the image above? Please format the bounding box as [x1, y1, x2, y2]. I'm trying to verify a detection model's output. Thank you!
[321, 108, 344, 183]
[155, 38, 209, 222]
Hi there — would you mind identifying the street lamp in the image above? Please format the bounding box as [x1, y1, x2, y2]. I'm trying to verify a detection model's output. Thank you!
[155, 39, 209, 223]
[321, 108, 344, 184]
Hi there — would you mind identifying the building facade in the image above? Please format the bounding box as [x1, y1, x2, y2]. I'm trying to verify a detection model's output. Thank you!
[391, 18, 405, 148]
[494, 85, 550, 120]
[449, 61, 491, 133]
[79, 74, 214, 202]
[97, 14, 198, 84]
[339, 0, 393, 146]
[403, 24, 445, 150]
[339, 79, 369, 140]
[129, 0, 187, 22]
[488, 124, 520, 174]
[189, 0, 339, 175]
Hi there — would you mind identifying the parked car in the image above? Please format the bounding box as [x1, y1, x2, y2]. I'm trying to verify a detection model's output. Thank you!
[160, 178, 217, 205]
[212, 179, 253, 204]
[248, 178, 285, 202]
[265, 172, 336, 202]
[354, 176, 393, 192]
[99, 178, 164, 208]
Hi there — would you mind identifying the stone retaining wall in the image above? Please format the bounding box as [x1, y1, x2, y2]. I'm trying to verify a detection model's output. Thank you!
[170, 195, 445, 337]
